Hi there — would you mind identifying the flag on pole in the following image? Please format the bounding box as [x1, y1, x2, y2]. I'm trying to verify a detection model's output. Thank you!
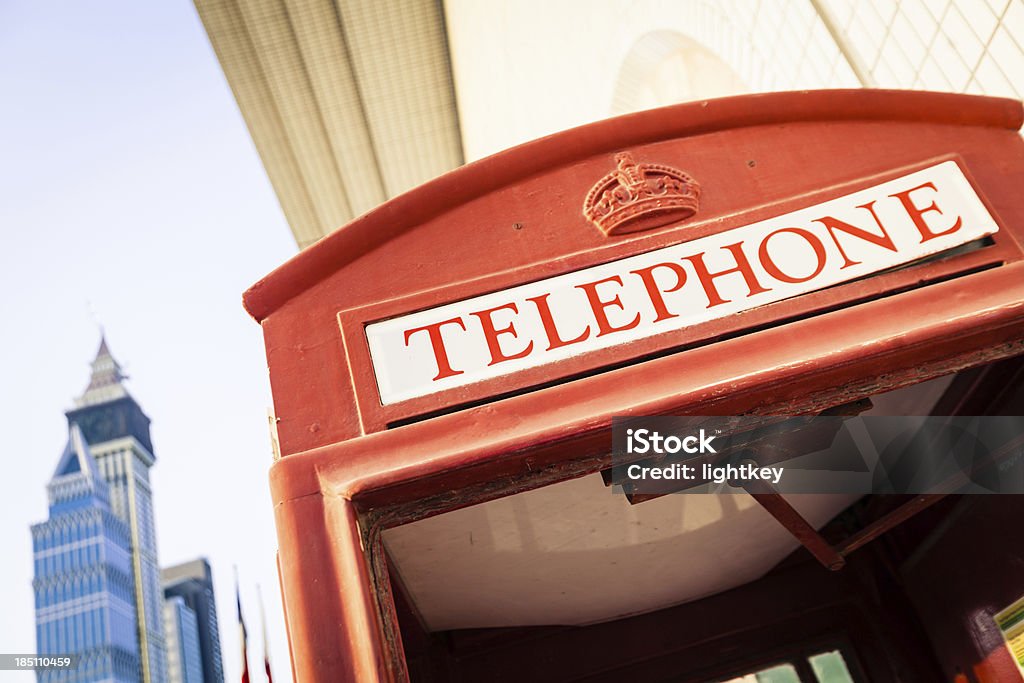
[258, 584, 274, 683]
[236, 570, 250, 683]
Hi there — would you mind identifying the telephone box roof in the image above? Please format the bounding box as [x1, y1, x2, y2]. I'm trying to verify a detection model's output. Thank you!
[243, 89, 1022, 323]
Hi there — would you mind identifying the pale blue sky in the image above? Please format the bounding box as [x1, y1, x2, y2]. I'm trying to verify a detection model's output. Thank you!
[1, 1, 297, 680]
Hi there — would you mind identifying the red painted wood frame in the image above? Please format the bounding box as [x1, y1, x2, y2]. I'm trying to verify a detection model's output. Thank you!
[244, 91, 1024, 682]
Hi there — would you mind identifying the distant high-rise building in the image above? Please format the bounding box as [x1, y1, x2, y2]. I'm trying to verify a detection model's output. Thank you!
[33, 337, 168, 682]
[163, 597, 204, 683]
[162, 559, 224, 683]
[31, 424, 141, 682]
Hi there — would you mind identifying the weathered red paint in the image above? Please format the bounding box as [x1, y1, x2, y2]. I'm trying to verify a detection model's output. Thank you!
[245, 90, 1024, 682]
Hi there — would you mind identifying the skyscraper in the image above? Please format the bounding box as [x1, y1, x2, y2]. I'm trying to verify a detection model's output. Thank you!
[31, 424, 141, 682]
[34, 338, 168, 682]
[163, 596, 203, 683]
[162, 559, 224, 683]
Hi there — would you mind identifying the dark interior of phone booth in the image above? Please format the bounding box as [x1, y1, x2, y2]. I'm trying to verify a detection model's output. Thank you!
[386, 356, 1024, 683]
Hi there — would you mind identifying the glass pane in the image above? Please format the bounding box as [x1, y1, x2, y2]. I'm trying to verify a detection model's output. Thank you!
[809, 650, 855, 683]
[718, 663, 801, 683]
[756, 665, 802, 683]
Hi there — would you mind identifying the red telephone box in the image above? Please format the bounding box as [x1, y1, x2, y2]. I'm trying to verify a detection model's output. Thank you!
[245, 90, 1024, 682]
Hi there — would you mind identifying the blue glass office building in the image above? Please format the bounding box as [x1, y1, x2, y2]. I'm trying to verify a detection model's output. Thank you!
[163, 597, 203, 683]
[32, 424, 141, 682]
[33, 339, 168, 682]
[162, 559, 224, 683]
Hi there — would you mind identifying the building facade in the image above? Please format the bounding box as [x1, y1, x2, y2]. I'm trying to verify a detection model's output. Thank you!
[195, 0, 1024, 250]
[31, 424, 141, 682]
[162, 559, 225, 683]
[34, 338, 169, 683]
[162, 597, 204, 683]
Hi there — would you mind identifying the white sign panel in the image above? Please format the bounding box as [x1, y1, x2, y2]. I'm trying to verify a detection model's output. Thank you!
[365, 161, 998, 405]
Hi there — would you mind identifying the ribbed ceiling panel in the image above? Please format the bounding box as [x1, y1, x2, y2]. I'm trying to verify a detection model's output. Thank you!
[195, 0, 324, 248]
[238, 0, 353, 232]
[335, 0, 464, 198]
[195, 0, 463, 249]
[282, 0, 386, 216]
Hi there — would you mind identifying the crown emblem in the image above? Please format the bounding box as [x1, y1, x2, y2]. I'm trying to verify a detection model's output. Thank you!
[583, 152, 701, 235]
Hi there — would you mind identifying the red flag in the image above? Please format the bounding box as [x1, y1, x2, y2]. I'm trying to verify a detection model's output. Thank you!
[258, 584, 274, 683]
[237, 578, 250, 683]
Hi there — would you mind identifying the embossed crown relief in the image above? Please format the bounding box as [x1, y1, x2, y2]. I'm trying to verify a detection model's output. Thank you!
[583, 152, 701, 236]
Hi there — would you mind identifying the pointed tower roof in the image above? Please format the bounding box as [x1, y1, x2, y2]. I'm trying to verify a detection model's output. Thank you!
[96, 335, 112, 358]
[52, 424, 102, 480]
[66, 335, 155, 455]
[48, 423, 110, 508]
[75, 334, 130, 408]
